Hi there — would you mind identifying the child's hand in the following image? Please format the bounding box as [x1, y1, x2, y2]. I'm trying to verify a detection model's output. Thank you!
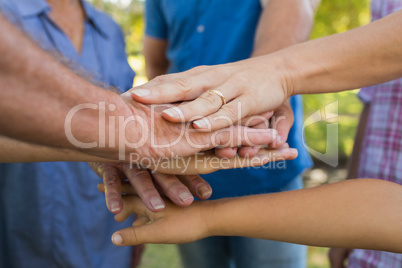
[111, 195, 212, 246]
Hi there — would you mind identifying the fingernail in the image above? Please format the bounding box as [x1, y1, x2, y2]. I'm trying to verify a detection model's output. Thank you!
[193, 119, 208, 129]
[179, 192, 194, 202]
[289, 148, 298, 156]
[131, 89, 150, 97]
[198, 186, 212, 198]
[257, 154, 270, 163]
[110, 202, 120, 213]
[276, 135, 282, 143]
[163, 107, 181, 119]
[150, 197, 165, 210]
[112, 233, 123, 245]
[270, 129, 278, 138]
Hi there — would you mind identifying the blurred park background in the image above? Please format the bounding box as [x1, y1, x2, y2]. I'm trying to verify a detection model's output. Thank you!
[88, 0, 371, 267]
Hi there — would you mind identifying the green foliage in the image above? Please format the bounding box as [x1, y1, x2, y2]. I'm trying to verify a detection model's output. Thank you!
[89, 0, 145, 57]
[138, 244, 181, 268]
[312, 0, 371, 38]
[303, 0, 370, 160]
[303, 91, 362, 159]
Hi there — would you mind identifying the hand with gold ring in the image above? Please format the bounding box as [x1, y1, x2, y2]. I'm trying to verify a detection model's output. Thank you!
[129, 58, 293, 153]
[129, 56, 289, 134]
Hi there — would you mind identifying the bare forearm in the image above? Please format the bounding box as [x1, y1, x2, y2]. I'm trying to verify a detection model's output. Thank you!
[211, 179, 402, 253]
[0, 136, 114, 162]
[143, 36, 169, 80]
[146, 62, 169, 80]
[279, 10, 402, 96]
[252, 0, 317, 57]
[0, 13, 131, 152]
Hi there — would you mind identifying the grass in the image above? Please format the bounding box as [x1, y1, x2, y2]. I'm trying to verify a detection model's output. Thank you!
[138, 244, 330, 268]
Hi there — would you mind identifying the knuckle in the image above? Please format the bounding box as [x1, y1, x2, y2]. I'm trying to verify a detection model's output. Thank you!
[190, 65, 209, 74]
[181, 175, 202, 186]
[188, 175, 203, 184]
[220, 104, 239, 119]
[131, 173, 152, 187]
[215, 129, 231, 146]
[165, 180, 186, 193]
[200, 93, 221, 108]
[127, 228, 139, 244]
[126, 167, 149, 178]
[153, 74, 170, 84]
[234, 72, 249, 84]
[210, 66, 229, 77]
[105, 175, 120, 188]
[173, 77, 191, 92]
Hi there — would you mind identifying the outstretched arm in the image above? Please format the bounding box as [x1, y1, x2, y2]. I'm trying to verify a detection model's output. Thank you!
[130, 9, 402, 128]
[0, 136, 111, 162]
[111, 179, 402, 254]
[0, 13, 131, 153]
[0, 13, 276, 161]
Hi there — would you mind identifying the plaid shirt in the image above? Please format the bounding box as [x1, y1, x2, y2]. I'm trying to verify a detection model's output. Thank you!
[348, 1, 402, 267]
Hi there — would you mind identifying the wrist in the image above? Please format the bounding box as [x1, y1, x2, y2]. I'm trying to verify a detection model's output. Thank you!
[67, 89, 139, 160]
[205, 198, 233, 237]
[271, 50, 299, 98]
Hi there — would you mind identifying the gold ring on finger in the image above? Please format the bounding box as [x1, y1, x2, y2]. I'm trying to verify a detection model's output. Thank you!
[208, 90, 227, 106]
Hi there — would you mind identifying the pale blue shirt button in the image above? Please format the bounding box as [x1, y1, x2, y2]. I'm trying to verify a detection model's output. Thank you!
[197, 24, 205, 33]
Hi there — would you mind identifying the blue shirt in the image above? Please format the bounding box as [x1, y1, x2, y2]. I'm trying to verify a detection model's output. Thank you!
[146, 0, 313, 199]
[0, 1, 135, 267]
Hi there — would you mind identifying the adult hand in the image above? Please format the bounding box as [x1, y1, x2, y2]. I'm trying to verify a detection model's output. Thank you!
[328, 248, 353, 268]
[119, 92, 278, 160]
[130, 55, 291, 131]
[216, 100, 294, 158]
[92, 146, 297, 213]
[91, 162, 211, 213]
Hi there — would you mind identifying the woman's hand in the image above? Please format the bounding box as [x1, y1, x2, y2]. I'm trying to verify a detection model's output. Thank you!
[130, 55, 292, 131]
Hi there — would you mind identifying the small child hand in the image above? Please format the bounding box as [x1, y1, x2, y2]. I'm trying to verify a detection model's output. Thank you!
[111, 195, 213, 246]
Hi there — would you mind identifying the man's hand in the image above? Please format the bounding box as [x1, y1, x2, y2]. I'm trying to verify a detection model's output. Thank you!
[90, 162, 212, 213]
[92, 146, 297, 213]
[118, 92, 277, 160]
[215, 101, 294, 158]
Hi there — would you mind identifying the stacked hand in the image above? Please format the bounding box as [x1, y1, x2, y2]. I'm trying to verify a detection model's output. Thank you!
[91, 89, 297, 213]
[119, 92, 278, 160]
[92, 144, 297, 213]
[130, 56, 291, 132]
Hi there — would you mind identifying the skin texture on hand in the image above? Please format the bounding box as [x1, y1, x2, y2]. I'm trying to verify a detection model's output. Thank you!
[119, 92, 277, 160]
[110, 179, 402, 255]
[130, 58, 289, 132]
[92, 162, 212, 213]
[93, 146, 298, 213]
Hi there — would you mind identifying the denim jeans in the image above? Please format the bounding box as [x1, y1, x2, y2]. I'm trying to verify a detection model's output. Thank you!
[178, 176, 306, 268]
